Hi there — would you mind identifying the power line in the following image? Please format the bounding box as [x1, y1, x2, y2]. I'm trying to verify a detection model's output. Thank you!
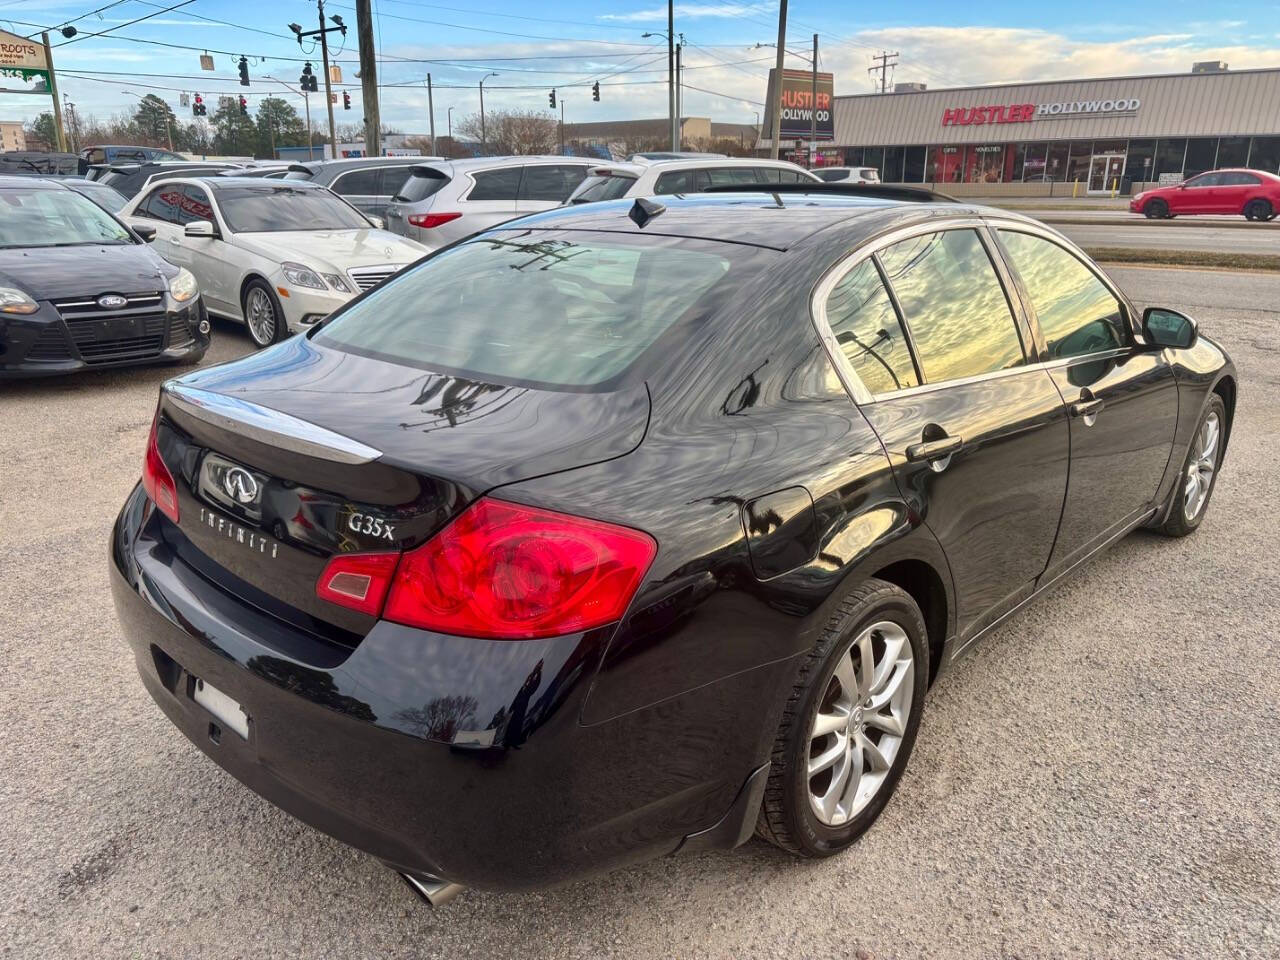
[53, 0, 196, 46]
[25, 0, 130, 39]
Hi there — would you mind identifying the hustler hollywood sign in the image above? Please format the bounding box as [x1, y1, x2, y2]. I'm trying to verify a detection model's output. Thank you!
[942, 97, 1142, 126]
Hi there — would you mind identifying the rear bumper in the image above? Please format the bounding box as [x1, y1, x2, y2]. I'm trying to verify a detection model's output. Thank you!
[109, 484, 776, 891]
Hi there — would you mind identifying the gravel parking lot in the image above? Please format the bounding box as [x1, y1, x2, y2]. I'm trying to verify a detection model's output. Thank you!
[3, 266, 1277, 960]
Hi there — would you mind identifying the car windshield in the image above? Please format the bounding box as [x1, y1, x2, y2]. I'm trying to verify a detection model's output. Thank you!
[216, 186, 370, 232]
[0, 186, 134, 248]
[571, 174, 636, 203]
[316, 230, 746, 388]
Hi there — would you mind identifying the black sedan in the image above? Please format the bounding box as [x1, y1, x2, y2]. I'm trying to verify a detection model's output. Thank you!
[109, 190, 1235, 902]
[0, 176, 210, 378]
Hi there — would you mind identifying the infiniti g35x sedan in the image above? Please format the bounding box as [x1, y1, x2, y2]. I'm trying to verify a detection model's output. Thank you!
[110, 189, 1235, 902]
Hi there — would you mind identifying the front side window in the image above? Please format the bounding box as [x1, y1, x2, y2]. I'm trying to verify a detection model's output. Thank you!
[877, 229, 1024, 382]
[137, 186, 183, 223]
[997, 231, 1126, 360]
[316, 231, 748, 388]
[824, 258, 918, 395]
[181, 185, 215, 225]
[1185, 172, 1222, 188]
[468, 167, 522, 201]
[215, 186, 370, 232]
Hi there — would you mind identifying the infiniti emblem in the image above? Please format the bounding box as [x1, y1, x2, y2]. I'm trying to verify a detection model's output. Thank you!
[97, 294, 128, 309]
[222, 467, 259, 504]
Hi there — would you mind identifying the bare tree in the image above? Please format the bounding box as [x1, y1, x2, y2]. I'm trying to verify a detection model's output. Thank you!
[454, 109, 558, 156]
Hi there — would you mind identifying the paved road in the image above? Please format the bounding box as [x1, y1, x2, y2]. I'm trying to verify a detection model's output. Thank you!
[4, 268, 1279, 959]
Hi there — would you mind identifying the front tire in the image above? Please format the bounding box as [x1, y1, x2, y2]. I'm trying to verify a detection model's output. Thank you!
[1156, 395, 1226, 538]
[1145, 198, 1168, 219]
[756, 579, 928, 857]
[241, 279, 285, 349]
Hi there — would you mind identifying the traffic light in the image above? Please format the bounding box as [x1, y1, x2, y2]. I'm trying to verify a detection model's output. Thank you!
[592, 81, 600, 102]
[238, 95, 248, 115]
[300, 62, 318, 92]
[549, 88, 556, 109]
[343, 91, 351, 110]
[192, 94, 205, 117]
[238, 56, 250, 86]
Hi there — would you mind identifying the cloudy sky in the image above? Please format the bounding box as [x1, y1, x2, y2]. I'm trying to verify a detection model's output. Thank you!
[5, 0, 1279, 133]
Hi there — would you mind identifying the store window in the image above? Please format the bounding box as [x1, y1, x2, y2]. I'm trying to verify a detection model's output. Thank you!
[1065, 141, 1093, 186]
[966, 144, 1005, 183]
[1021, 142, 1048, 182]
[1153, 139, 1187, 179]
[1250, 137, 1280, 175]
[863, 147, 885, 178]
[1045, 142, 1069, 182]
[883, 146, 905, 183]
[1126, 140, 1157, 184]
[1216, 137, 1250, 169]
[903, 146, 926, 183]
[928, 145, 962, 183]
[1183, 138, 1217, 177]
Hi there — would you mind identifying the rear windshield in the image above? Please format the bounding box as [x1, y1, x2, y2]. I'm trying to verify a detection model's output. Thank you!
[395, 168, 450, 202]
[570, 174, 635, 204]
[316, 231, 746, 388]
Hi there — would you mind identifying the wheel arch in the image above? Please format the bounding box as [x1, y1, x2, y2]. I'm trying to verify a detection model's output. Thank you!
[1211, 373, 1237, 455]
[867, 557, 950, 688]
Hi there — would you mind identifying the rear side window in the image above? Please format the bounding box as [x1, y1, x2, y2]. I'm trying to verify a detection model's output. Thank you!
[572, 174, 636, 203]
[778, 169, 806, 183]
[706, 167, 761, 186]
[316, 232, 744, 388]
[1220, 172, 1260, 186]
[468, 167, 522, 201]
[332, 167, 383, 196]
[816, 170, 847, 182]
[654, 169, 709, 194]
[825, 258, 919, 395]
[997, 231, 1125, 359]
[377, 166, 413, 197]
[519, 165, 589, 202]
[877, 229, 1024, 382]
[137, 186, 183, 223]
[396, 168, 450, 202]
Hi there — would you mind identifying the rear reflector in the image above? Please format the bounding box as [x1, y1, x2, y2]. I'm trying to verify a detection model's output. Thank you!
[384, 498, 656, 640]
[407, 212, 462, 229]
[142, 412, 179, 523]
[316, 551, 399, 617]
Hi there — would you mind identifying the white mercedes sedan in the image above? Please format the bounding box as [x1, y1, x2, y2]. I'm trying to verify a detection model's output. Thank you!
[120, 177, 428, 347]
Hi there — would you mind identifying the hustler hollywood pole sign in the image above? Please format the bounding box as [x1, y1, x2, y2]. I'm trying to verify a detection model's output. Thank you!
[942, 97, 1142, 126]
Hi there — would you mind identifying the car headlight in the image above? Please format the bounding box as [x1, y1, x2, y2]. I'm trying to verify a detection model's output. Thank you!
[320, 273, 352, 293]
[167, 267, 199, 303]
[281, 261, 327, 290]
[0, 286, 39, 314]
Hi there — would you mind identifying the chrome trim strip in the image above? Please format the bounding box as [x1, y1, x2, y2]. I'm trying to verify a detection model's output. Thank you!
[162, 382, 383, 465]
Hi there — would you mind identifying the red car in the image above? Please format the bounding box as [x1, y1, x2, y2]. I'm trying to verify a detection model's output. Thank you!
[1131, 168, 1280, 221]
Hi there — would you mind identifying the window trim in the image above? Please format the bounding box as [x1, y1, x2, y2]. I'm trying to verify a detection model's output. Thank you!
[810, 216, 1137, 406]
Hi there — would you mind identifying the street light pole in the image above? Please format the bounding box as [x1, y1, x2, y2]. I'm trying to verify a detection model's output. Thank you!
[809, 33, 817, 169]
[448, 105, 454, 140]
[667, 0, 675, 149]
[769, 0, 787, 160]
[479, 71, 498, 154]
[559, 98, 565, 156]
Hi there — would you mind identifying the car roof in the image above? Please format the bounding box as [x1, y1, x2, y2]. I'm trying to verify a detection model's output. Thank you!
[409, 156, 595, 174]
[0, 175, 69, 191]
[496, 190, 1024, 252]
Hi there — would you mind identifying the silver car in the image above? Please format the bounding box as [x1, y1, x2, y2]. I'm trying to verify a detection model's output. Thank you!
[384, 156, 597, 249]
[567, 157, 821, 204]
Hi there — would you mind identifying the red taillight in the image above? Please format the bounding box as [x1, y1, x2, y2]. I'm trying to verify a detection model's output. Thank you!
[142, 413, 179, 523]
[407, 212, 462, 229]
[315, 551, 399, 616]
[382, 497, 656, 640]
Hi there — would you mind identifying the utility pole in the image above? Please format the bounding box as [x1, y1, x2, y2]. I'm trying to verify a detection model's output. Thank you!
[559, 98, 565, 156]
[479, 72, 497, 154]
[319, 2, 337, 157]
[426, 74, 436, 155]
[356, 0, 379, 156]
[809, 33, 817, 169]
[675, 37, 682, 148]
[63, 96, 79, 152]
[869, 50, 898, 94]
[667, 0, 675, 150]
[768, 0, 787, 160]
[40, 33, 68, 152]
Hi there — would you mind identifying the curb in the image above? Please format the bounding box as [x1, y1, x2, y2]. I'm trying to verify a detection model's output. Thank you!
[1039, 215, 1278, 231]
[1081, 246, 1280, 272]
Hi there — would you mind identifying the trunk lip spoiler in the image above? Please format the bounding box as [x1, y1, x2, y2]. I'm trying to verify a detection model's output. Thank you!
[162, 382, 383, 466]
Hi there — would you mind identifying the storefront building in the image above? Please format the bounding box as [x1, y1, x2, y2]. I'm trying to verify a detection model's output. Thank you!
[825, 66, 1280, 194]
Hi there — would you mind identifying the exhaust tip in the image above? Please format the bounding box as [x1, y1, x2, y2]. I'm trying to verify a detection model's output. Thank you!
[400, 872, 465, 907]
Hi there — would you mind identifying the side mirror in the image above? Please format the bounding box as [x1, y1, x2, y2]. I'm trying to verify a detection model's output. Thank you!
[367, 215, 385, 230]
[132, 223, 157, 243]
[1143, 307, 1198, 349]
[185, 219, 217, 239]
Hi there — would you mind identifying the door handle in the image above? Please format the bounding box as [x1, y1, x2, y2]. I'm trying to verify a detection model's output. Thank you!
[906, 435, 963, 463]
[1070, 398, 1105, 420]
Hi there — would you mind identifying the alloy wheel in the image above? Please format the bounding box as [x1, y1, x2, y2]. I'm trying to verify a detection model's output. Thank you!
[807, 620, 915, 826]
[1183, 411, 1220, 521]
[246, 288, 277, 346]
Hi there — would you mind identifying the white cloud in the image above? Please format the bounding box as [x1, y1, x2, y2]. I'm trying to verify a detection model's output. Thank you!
[599, 3, 776, 23]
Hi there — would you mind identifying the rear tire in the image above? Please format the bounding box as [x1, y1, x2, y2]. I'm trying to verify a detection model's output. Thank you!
[1145, 198, 1168, 219]
[1244, 199, 1272, 222]
[1156, 395, 1226, 538]
[756, 578, 928, 857]
[241, 279, 285, 349]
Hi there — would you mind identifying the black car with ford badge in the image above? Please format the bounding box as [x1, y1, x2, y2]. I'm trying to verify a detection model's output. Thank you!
[109, 188, 1236, 903]
[0, 176, 209, 378]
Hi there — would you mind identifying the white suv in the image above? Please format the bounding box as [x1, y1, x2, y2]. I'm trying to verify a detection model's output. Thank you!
[567, 157, 820, 204]
[814, 166, 880, 184]
[384, 156, 598, 249]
